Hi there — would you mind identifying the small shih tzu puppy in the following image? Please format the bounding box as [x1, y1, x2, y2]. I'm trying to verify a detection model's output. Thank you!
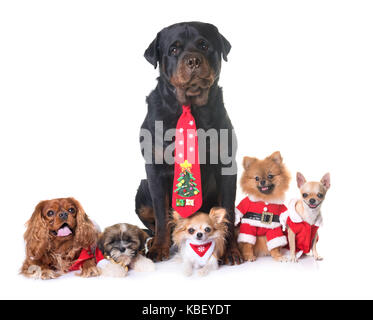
[172, 207, 228, 276]
[21, 198, 101, 280]
[97, 223, 155, 277]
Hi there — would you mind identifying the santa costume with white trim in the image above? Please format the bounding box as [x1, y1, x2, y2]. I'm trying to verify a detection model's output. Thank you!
[235, 196, 288, 251]
[280, 199, 322, 258]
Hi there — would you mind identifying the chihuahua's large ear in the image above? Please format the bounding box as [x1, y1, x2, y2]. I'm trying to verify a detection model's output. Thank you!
[209, 207, 227, 224]
[219, 33, 231, 62]
[172, 210, 183, 222]
[269, 151, 283, 165]
[144, 32, 160, 69]
[296, 172, 307, 188]
[243, 156, 256, 170]
[321, 173, 331, 190]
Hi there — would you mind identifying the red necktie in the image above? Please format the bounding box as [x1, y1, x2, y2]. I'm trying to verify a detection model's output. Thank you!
[172, 105, 203, 218]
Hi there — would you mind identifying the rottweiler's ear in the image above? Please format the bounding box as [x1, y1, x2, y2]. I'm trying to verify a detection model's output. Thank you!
[144, 33, 160, 69]
[219, 33, 231, 62]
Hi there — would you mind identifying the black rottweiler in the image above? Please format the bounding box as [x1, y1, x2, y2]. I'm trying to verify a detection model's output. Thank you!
[135, 22, 242, 265]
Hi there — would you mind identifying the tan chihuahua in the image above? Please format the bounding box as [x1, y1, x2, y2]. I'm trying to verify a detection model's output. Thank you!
[282, 172, 330, 262]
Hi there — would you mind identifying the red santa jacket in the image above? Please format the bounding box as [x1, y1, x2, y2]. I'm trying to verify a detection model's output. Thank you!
[282, 199, 322, 256]
[235, 196, 287, 228]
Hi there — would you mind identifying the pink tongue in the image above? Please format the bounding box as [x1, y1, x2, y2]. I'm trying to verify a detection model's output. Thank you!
[57, 226, 72, 237]
[262, 187, 268, 191]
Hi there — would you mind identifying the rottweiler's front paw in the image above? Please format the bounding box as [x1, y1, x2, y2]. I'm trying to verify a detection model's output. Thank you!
[221, 245, 243, 265]
[146, 241, 170, 262]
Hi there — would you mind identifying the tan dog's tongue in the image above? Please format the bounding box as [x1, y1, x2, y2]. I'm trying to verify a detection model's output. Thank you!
[57, 226, 72, 237]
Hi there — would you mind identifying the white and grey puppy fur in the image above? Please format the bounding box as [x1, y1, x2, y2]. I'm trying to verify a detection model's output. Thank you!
[97, 223, 155, 277]
[287, 172, 330, 262]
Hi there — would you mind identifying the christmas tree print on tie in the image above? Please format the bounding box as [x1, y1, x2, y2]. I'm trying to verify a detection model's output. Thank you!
[174, 160, 200, 198]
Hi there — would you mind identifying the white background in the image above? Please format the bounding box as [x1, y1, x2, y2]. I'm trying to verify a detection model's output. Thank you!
[0, 0, 372, 300]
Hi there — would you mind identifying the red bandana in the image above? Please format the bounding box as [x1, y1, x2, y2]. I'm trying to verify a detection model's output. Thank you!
[172, 105, 202, 218]
[189, 242, 213, 257]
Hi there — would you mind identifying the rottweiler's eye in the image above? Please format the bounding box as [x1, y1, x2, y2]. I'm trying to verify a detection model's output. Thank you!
[268, 174, 274, 180]
[317, 193, 324, 199]
[302, 193, 308, 198]
[204, 227, 211, 233]
[188, 228, 195, 234]
[198, 39, 209, 51]
[68, 207, 75, 214]
[47, 210, 55, 217]
[255, 177, 260, 181]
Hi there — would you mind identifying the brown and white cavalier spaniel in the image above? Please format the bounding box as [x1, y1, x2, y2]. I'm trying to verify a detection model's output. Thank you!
[21, 197, 101, 280]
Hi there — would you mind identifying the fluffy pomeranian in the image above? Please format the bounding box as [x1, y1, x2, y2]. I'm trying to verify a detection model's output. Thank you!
[172, 208, 228, 276]
[236, 151, 291, 262]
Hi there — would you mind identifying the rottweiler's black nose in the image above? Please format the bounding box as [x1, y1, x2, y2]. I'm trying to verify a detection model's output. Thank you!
[59, 212, 68, 221]
[186, 56, 202, 69]
[309, 198, 316, 204]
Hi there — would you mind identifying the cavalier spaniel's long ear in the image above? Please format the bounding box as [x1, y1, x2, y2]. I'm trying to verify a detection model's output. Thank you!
[71, 198, 98, 249]
[24, 201, 49, 261]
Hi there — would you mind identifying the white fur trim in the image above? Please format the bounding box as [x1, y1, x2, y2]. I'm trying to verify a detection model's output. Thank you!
[235, 208, 243, 226]
[237, 233, 256, 244]
[99, 260, 128, 277]
[131, 255, 155, 272]
[97, 259, 110, 269]
[287, 198, 323, 227]
[266, 236, 287, 251]
[247, 195, 285, 205]
[241, 218, 281, 230]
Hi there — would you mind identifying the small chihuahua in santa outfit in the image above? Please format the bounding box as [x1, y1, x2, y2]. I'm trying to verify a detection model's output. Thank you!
[281, 172, 330, 262]
[235, 151, 291, 262]
[172, 208, 228, 276]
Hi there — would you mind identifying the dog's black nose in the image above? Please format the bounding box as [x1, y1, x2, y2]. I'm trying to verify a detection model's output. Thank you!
[186, 56, 202, 69]
[59, 212, 68, 220]
[260, 180, 266, 186]
[196, 232, 203, 239]
[309, 198, 316, 204]
[120, 247, 126, 253]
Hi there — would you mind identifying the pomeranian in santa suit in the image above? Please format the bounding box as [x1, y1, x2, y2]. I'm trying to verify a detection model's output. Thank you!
[235, 151, 290, 262]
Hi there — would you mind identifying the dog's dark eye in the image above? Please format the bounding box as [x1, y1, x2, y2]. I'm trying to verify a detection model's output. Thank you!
[68, 208, 75, 214]
[255, 177, 260, 181]
[47, 210, 54, 217]
[268, 174, 274, 179]
[302, 193, 308, 198]
[198, 39, 209, 51]
[317, 193, 324, 199]
[188, 228, 195, 234]
[204, 227, 211, 233]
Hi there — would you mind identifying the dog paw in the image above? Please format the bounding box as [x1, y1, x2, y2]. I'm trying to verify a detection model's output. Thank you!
[132, 255, 155, 272]
[183, 265, 193, 277]
[25, 265, 60, 280]
[289, 255, 298, 263]
[221, 245, 244, 265]
[273, 255, 287, 263]
[41, 269, 61, 280]
[78, 265, 101, 278]
[313, 255, 323, 261]
[198, 267, 210, 277]
[146, 242, 170, 262]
